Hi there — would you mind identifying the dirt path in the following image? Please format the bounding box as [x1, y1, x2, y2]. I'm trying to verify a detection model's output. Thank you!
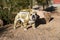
[0, 13, 60, 40]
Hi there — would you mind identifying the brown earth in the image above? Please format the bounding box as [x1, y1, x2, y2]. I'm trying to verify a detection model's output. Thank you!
[0, 12, 60, 40]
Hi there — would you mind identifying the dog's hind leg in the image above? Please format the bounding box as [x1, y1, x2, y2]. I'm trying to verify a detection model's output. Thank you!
[14, 19, 18, 29]
[32, 23, 36, 29]
[14, 15, 19, 29]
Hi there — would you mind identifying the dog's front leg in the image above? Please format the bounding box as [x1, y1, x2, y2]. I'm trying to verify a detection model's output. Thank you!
[32, 23, 36, 29]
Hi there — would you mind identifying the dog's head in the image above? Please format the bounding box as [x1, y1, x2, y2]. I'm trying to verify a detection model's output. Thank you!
[30, 12, 37, 21]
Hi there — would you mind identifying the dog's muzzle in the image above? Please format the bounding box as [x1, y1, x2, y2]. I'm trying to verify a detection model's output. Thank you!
[32, 15, 37, 21]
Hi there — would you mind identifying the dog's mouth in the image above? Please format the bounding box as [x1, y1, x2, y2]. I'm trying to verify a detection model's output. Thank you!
[32, 15, 35, 18]
[32, 15, 36, 21]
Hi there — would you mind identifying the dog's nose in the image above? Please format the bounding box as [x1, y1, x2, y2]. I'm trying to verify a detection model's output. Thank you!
[32, 15, 35, 18]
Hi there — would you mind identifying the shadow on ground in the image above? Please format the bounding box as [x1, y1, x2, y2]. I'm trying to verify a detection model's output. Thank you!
[0, 24, 13, 37]
[44, 6, 57, 12]
[35, 17, 54, 28]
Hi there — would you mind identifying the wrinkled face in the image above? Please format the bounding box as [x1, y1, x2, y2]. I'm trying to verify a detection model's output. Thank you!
[30, 12, 37, 21]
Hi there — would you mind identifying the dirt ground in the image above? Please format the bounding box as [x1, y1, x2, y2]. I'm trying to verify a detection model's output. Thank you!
[0, 12, 60, 40]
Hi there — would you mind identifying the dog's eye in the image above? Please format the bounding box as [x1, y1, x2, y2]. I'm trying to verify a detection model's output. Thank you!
[30, 14, 32, 15]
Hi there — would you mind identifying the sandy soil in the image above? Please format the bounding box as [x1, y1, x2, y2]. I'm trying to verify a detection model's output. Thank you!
[0, 13, 60, 40]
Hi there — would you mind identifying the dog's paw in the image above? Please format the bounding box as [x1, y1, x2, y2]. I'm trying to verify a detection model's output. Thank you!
[14, 27, 16, 30]
[24, 28, 27, 31]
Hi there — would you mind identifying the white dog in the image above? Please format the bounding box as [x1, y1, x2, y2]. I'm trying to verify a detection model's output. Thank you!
[14, 10, 37, 31]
